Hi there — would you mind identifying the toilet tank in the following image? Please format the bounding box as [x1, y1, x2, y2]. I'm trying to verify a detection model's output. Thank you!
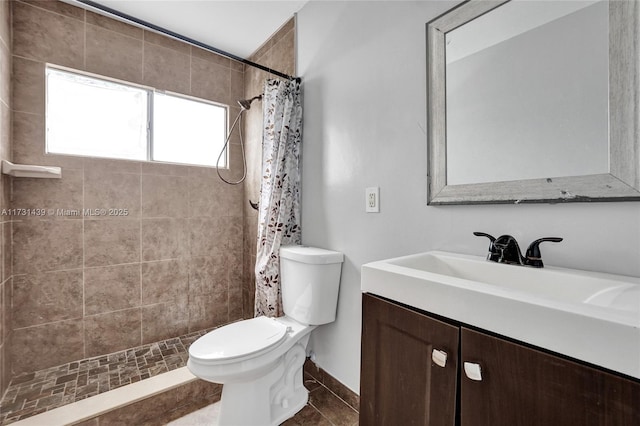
[280, 245, 344, 325]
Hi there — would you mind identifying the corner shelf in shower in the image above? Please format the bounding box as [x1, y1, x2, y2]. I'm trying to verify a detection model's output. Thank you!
[1, 160, 62, 178]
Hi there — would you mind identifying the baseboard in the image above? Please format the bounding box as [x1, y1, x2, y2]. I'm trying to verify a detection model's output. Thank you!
[303, 359, 359, 413]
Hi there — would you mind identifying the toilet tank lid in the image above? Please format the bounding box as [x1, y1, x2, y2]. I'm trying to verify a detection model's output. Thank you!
[280, 245, 344, 264]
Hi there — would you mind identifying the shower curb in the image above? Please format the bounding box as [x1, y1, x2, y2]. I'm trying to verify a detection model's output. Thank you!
[9, 367, 202, 425]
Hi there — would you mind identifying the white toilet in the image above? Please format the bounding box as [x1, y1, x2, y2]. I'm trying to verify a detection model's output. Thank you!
[187, 245, 344, 426]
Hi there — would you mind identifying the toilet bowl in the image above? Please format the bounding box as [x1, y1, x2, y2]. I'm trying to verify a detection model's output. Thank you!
[187, 245, 344, 426]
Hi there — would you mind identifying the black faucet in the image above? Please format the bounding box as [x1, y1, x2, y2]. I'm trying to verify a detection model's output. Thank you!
[474, 232, 563, 268]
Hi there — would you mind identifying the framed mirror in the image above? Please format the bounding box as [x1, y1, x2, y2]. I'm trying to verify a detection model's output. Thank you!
[426, 0, 639, 205]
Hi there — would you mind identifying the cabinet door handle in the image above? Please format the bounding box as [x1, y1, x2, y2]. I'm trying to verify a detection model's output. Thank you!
[432, 349, 448, 367]
[464, 362, 483, 381]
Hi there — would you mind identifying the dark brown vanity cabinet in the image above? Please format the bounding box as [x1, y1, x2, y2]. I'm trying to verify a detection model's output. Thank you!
[360, 293, 459, 425]
[360, 293, 640, 426]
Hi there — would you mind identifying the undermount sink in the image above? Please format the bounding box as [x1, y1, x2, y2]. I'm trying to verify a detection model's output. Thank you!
[361, 251, 640, 379]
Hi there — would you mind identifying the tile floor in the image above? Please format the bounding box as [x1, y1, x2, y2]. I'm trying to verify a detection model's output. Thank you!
[283, 377, 359, 426]
[169, 374, 359, 426]
[0, 329, 210, 425]
[0, 328, 358, 426]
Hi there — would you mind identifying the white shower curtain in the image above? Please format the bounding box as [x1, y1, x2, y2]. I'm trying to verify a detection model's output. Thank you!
[254, 78, 302, 317]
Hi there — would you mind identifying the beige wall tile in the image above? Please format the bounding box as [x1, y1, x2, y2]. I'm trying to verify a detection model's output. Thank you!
[0, 40, 9, 105]
[188, 176, 243, 218]
[188, 217, 218, 257]
[6, 0, 264, 371]
[230, 69, 244, 103]
[191, 46, 230, 68]
[143, 30, 190, 55]
[13, 219, 83, 274]
[83, 158, 141, 175]
[12, 169, 83, 217]
[229, 106, 244, 139]
[0, 341, 6, 399]
[84, 171, 141, 219]
[20, 0, 85, 20]
[0, 101, 10, 162]
[141, 174, 188, 218]
[11, 319, 84, 374]
[226, 250, 243, 282]
[230, 59, 244, 73]
[188, 291, 228, 332]
[5, 278, 11, 338]
[85, 264, 141, 315]
[140, 162, 190, 177]
[0, 0, 9, 49]
[188, 255, 226, 296]
[2, 222, 10, 281]
[190, 57, 230, 104]
[12, 1, 84, 68]
[143, 43, 190, 94]
[250, 18, 295, 68]
[2, 278, 10, 341]
[187, 164, 220, 180]
[263, 29, 295, 77]
[0, 230, 3, 286]
[0, 175, 8, 212]
[84, 219, 140, 267]
[12, 57, 44, 115]
[141, 299, 188, 344]
[219, 216, 243, 253]
[85, 10, 142, 39]
[229, 282, 243, 321]
[141, 218, 188, 261]
[13, 270, 83, 328]
[12, 111, 42, 162]
[84, 308, 141, 357]
[141, 259, 188, 304]
[0, 281, 4, 345]
[227, 144, 247, 182]
[86, 24, 143, 84]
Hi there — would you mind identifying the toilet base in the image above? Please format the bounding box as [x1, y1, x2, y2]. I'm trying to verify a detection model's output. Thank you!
[216, 337, 310, 426]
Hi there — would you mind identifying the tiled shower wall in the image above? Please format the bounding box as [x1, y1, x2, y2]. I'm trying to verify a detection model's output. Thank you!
[0, 0, 12, 397]
[9, 0, 246, 376]
[242, 18, 296, 315]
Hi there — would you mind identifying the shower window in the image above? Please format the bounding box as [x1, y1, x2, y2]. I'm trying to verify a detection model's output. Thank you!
[153, 92, 226, 167]
[45, 66, 228, 167]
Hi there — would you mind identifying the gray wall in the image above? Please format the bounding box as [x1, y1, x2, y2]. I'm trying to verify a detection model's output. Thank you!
[297, 0, 640, 393]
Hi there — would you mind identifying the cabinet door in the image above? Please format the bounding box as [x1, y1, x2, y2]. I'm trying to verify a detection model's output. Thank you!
[360, 294, 459, 426]
[460, 327, 640, 426]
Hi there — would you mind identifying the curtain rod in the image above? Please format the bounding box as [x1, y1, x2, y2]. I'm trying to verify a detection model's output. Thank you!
[74, 0, 299, 81]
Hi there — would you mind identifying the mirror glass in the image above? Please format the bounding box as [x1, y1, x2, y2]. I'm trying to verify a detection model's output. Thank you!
[445, 0, 609, 185]
[427, 0, 640, 204]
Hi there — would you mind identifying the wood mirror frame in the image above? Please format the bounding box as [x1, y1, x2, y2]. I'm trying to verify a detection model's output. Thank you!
[426, 0, 640, 205]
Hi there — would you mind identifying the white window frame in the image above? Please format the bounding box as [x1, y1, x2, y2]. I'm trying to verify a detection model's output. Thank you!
[45, 64, 229, 168]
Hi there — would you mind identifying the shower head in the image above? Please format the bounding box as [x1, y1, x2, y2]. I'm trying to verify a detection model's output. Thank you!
[237, 95, 262, 110]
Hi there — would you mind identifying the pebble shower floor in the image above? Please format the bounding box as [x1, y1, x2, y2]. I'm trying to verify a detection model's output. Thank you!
[0, 329, 210, 424]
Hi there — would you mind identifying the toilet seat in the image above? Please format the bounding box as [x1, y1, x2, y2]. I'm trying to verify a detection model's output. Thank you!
[189, 316, 289, 363]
